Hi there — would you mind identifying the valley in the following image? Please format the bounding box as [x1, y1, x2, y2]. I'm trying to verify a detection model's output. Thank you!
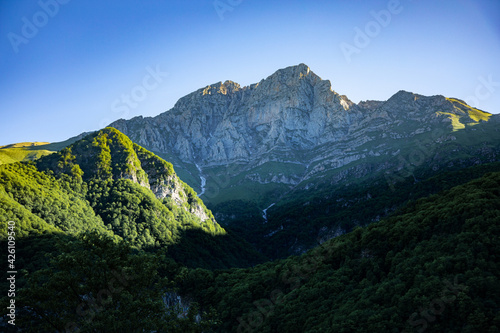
[1, 64, 499, 332]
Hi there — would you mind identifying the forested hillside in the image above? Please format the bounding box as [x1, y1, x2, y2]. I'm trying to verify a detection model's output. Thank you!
[2, 232, 220, 332]
[4, 163, 498, 332]
[1, 128, 499, 332]
[0, 128, 265, 270]
[213, 161, 500, 259]
[180, 171, 500, 332]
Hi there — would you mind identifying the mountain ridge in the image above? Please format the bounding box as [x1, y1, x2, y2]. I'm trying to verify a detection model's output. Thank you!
[109, 64, 496, 195]
[1, 127, 267, 268]
[104, 64, 500, 257]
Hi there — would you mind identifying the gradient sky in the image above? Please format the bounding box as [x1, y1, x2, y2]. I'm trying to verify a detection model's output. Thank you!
[1, 0, 499, 145]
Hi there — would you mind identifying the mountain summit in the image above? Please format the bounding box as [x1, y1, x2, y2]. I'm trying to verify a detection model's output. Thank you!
[108, 64, 499, 256]
[110, 64, 361, 165]
[110, 63, 494, 185]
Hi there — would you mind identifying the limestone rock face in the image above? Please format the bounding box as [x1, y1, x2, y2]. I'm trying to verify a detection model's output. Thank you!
[111, 64, 364, 166]
[110, 64, 495, 200]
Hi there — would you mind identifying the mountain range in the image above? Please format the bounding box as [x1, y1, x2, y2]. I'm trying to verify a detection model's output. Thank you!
[110, 63, 497, 196]
[3, 64, 499, 259]
[107, 63, 500, 257]
[1, 63, 500, 332]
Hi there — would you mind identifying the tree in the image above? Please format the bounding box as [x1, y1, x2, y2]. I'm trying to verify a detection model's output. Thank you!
[15, 231, 218, 332]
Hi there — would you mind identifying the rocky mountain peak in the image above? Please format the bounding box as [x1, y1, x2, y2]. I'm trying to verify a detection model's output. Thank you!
[109, 64, 493, 178]
[109, 65, 369, 165]
[262, 63, 322, 88]
[391, 89, 419, 99]
[201, 80, 241, 96]
[270, 63, 312, 78]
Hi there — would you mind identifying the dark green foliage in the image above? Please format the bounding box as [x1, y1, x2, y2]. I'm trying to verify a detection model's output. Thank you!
[7, 232, 220, 332]
[249, 161, 500, 259]
[209, 200, 264, 236]
[87, 178, 178, 248]
[166, 228, 267, 269]
[181, 172, 500, 332]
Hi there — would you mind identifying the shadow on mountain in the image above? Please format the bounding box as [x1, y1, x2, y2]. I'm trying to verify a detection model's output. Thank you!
[0, 231, 220, 332]
[0, 233, 75, 293]
[157, 228, 268, 269]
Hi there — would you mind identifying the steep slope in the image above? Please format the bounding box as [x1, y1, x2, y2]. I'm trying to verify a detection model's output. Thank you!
[37, 127, 218, 225]
[181, 171, 500, 332]
[108, 63, 500, 257]
[1, 128, 265, 269]
[110, 64, 497, 205]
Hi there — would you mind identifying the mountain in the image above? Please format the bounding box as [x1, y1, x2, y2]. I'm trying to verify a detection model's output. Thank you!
[108, 63, 500, 257]
[110, 64, 497, 198]
[5, 64, 498, 258]
[111, 64, 356, 164]
[0, 128, 265, 268]
[36, 127, 217, 224]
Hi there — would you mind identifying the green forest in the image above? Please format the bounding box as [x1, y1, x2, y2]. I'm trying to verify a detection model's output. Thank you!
[1, 128, 499, 332]
[181, 171, 500, 332]
[212, 161, 500, 260]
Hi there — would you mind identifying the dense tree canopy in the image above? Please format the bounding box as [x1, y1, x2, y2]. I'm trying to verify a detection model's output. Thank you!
[8, 232, 219, 332]
[181, 172, 500, 332]
[1, 128, 499, 332]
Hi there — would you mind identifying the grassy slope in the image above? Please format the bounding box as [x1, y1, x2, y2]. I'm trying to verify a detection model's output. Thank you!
[0, 132, 92, 165]
[0, 142, 50, 149]
[0, 148, 54, 165]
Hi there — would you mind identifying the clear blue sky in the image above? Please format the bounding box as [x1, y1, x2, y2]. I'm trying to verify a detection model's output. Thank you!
[1, 0, 499, 145]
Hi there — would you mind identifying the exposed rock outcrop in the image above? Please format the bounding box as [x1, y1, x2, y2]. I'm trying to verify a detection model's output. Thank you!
[109, 64, 496, 203]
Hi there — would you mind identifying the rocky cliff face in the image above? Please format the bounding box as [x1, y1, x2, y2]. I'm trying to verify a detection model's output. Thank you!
[109, 64, 496, 205]
[111, 64, 361, 165]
